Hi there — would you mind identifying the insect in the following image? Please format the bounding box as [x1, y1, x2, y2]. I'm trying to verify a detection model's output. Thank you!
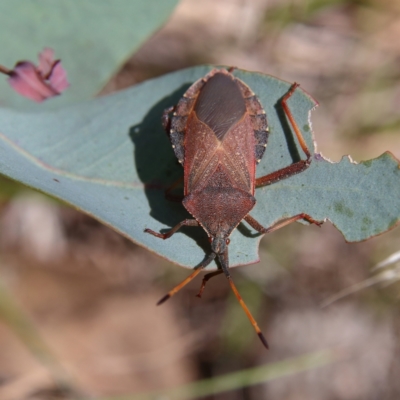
[145, 68, 321, 349]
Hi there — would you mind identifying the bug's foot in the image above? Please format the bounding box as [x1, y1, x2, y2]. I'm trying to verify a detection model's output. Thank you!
[301, 214, 323, 228]
[311, 219, 323, 228]
[157, 293, 171, 305]
[144, 228, 166, 239]
[195, 285, 206, 298]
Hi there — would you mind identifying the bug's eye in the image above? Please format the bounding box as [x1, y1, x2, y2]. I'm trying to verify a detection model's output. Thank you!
[208, 237, 213, 243]
[226, 238, 230, 245]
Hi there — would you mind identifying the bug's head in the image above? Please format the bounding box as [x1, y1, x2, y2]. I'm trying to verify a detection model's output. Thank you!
[210, 234, 231, 255]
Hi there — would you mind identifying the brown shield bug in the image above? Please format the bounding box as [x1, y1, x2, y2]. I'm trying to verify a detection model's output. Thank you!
[145, 68, 321, 349]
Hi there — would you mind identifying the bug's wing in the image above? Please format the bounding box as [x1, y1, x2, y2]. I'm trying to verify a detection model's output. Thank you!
[184, 112, 256, 195]
[218, 114, 256, 194]
[184, 114, 220, 195]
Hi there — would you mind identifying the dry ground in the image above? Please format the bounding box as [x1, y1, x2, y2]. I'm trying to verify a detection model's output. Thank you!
[1, 1, 400, 399]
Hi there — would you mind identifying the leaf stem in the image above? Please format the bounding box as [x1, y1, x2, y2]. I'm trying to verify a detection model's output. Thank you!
[0, 64, 12, 75]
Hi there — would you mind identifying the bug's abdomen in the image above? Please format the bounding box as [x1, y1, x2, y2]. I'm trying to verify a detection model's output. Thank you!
[183, 185, 256, 238]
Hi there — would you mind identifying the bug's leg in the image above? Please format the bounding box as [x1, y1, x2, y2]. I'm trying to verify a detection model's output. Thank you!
[196, 270, 223, 298]
[165, 176, 184, 202]
[162, 106, 175, 134]
[256, 83, 312, 188]
[145, 219, 199, 239]
[157, 253, 217, 305]
[281, 83, 311, 159]
[244, 213, 322, 235]
[218, 249, 269, 349]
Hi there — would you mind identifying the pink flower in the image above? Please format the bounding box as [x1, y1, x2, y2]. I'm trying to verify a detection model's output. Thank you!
[0, 48, 69, 103]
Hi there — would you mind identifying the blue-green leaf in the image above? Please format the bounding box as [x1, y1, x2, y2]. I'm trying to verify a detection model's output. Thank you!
[0, 66, 399, 269]
[0, 0, 179, 109]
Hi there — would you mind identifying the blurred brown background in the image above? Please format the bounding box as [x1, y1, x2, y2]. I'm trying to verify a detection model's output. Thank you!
[1, 0, 400, 399]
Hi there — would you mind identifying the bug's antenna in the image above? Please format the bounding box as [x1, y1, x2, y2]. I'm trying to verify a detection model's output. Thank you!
[218, 250, 269, 349]
[157, 253, 217, 305]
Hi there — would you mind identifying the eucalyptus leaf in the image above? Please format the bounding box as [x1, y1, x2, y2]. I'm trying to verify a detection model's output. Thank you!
[0, 0, 179, 109]
[0, 66, 399, 270]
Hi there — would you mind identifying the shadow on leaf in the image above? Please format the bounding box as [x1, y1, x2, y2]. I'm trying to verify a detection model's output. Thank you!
[129, 83, 210, 256]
